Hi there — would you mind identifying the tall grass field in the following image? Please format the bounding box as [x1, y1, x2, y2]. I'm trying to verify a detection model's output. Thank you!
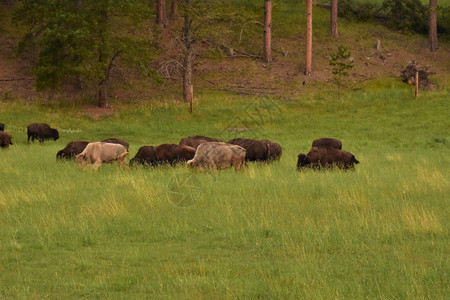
[0, 81, 449, 298]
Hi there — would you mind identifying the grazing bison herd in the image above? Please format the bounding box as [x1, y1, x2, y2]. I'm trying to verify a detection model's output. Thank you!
[1, 123, 360, 171]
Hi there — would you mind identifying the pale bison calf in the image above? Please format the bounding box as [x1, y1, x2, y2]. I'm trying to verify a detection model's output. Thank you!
[187, 142, 246, 171]
[75, 142, 128, 169]
[297, 147, 359, 170]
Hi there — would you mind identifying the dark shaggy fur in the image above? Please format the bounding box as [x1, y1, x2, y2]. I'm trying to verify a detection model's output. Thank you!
[297, 147, 359, 170]
[0, 131, 13, 148]
[227, 138, 282, 162]
[312, 138, 342, 150]
[57, 141, 90, 159]
[27, 123, 59, 143]
[129, 146, 157, 166]
[179, 135, 222, 149]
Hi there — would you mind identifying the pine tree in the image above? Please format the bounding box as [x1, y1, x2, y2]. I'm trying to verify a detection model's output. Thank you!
[329, 45, 354, 99]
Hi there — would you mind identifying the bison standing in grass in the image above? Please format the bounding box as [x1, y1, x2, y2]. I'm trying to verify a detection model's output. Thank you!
[297, 147, 359, 170]
[187, 142, 246, 171]
[179, 135, 222, 149]
[130, 144, 195, 167]
[129, 146, 157, 166]
[57, 141, 90, 160]
[27, 123, 59, 143]
[227, 138, 282, 162]
[101, 138, 129, 150]
[75, 142, 129, 169]
[0, 123, 4, 131]
[155, 144, 196, 165]
[0, 131, 13, 148]
[262, 139, 283, 161]
[312, 137, 342, 150]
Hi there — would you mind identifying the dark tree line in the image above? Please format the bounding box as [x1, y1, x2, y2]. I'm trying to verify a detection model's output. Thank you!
[3, 0, 444, 108]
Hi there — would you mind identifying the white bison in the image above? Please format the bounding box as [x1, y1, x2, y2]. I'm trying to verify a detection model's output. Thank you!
[75, 142, 128, 169]
[187, 142, 246, 171]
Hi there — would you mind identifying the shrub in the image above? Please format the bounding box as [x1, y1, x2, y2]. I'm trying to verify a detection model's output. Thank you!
[380, 0, 428, 34]
[338, 0, 377, 22]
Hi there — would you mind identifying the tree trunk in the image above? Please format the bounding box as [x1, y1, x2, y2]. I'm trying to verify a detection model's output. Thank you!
[183, 0, 193, 104]
[429, 0, 438, 51]
[156, 0, 166, 27]
[170, 0, 179, 19]
[98, 81, 109, 108]
[264, 0, 272, 63]
[98, 7, 110, 108]
[330, 0, 338, 38]
[305, 0, 312, 75]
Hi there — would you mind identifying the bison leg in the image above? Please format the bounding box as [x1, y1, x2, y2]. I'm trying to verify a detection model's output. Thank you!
[92, 160, 102, 170]
[234, 158, 245, 171]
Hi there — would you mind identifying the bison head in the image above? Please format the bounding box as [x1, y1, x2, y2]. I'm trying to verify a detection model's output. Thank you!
[297, 153, 310, 169]
[75, 153, 86, 164]
[51, 129, 59, 141]
[56, 150, 65, 159]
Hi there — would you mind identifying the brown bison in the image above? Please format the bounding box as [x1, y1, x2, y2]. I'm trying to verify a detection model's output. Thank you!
[101, 138, 129, 150]
[75, 142, 129, 169]
[0, 123, 4, 131]
[179, 135, 222, 149]
[312, 138, 342, 150]
[27, 123, 59, 143]
[227, 138, 282, 162]
[56, 141, 90, 159]
[187, 142, 246, 171]
[262, 139, 283, 160]
[297, 147, 359, 170]
[129, 144, 195, 167]
[155, 144, 196, 165]
[129, 146, 157, 166]
[0, 131, 13, 148]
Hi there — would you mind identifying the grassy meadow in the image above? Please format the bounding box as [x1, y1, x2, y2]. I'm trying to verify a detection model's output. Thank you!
[0, 81, 449, 298]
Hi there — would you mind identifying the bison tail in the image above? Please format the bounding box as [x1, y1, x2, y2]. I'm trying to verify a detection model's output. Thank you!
[265, 142, 270, 161]
[352, 156, 360, 164]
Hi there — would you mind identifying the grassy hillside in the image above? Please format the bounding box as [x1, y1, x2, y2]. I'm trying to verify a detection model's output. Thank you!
[1, 1, 449, 102]
[1, 82, 449, 298]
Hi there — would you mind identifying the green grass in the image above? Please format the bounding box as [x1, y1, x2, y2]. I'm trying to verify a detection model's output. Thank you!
[0, 82, 449, 298]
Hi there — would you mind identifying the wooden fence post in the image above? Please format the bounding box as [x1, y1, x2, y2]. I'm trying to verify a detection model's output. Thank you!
[415, 71, 419, 99]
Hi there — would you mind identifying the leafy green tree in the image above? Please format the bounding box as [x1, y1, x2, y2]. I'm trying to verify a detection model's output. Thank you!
[13, 0, 154, 108]
[380, 0, 427, 34]
[329, 45, 354, 99]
